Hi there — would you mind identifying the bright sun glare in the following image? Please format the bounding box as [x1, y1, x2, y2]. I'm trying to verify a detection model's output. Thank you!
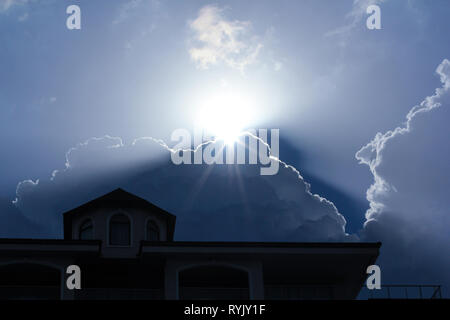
[196, 91, 255, 145]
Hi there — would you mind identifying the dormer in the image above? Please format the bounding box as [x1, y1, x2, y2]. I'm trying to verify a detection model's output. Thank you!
[63, 188, 176, 258]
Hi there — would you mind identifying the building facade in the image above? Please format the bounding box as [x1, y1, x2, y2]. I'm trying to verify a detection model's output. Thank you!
[0, 188, 380, 300]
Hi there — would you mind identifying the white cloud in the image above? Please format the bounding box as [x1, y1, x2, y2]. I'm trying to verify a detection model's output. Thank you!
[113, 0, 143, 25]
[356, 59, 450, 286]
[0, 0, 29, 13]
[12, 134, 351, 241]
[17, 11, 28, 21]
[326, 0, 386, 37]
[274, 61, 282, 72]
[188, 5, 263, 72]
[356, 59, 450, 223]
[113, 0, 160, 25]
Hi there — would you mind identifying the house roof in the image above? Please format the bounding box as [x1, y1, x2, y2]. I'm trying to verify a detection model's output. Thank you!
[63, 188, 176, 240]
[139, 241, 381, 256]
[0, 239, 102, 256]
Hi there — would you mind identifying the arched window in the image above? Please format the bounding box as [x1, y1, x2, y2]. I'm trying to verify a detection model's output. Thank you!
[79, 219, 93, 240]
[109, 214, 131, 246]
[146, 220, 160, 241]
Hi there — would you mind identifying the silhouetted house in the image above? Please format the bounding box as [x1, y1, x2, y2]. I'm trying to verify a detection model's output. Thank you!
[0, 188, 380, 300]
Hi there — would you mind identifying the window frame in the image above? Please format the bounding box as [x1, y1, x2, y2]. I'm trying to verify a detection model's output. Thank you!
[78, 218, 94, 240]
[107, 212, 132, 247]
[145, 219, 160, 242]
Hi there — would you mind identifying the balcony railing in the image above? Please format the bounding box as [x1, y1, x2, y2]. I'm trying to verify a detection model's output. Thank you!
[265, 285, 334, 300]
[75, 287, 164, 300]
[359, 285, 442, 299]
[0, 285, 60, 300]
[180, 287, 249, 300]
[0, 284, 443, 300]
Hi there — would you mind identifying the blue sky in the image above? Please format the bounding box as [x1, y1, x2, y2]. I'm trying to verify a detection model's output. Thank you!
[1, 0, 450, 292]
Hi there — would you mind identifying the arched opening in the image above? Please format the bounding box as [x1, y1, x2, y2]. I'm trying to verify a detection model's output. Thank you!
[0, 263, 61, 300]
[79, 218, 93, 240]
[77, 260, 164, 300]
[109, 213, 131, 246]
[179, 265, 249, 300]
[146, 220, 160, 241]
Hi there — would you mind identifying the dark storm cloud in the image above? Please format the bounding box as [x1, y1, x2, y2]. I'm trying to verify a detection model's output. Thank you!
[0, 197, 45, 238]
[11, 134, 352, 242]
[357, 59, 450, 292]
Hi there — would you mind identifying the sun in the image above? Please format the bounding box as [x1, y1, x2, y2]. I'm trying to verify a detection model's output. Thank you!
[195, 91, 255, 145]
